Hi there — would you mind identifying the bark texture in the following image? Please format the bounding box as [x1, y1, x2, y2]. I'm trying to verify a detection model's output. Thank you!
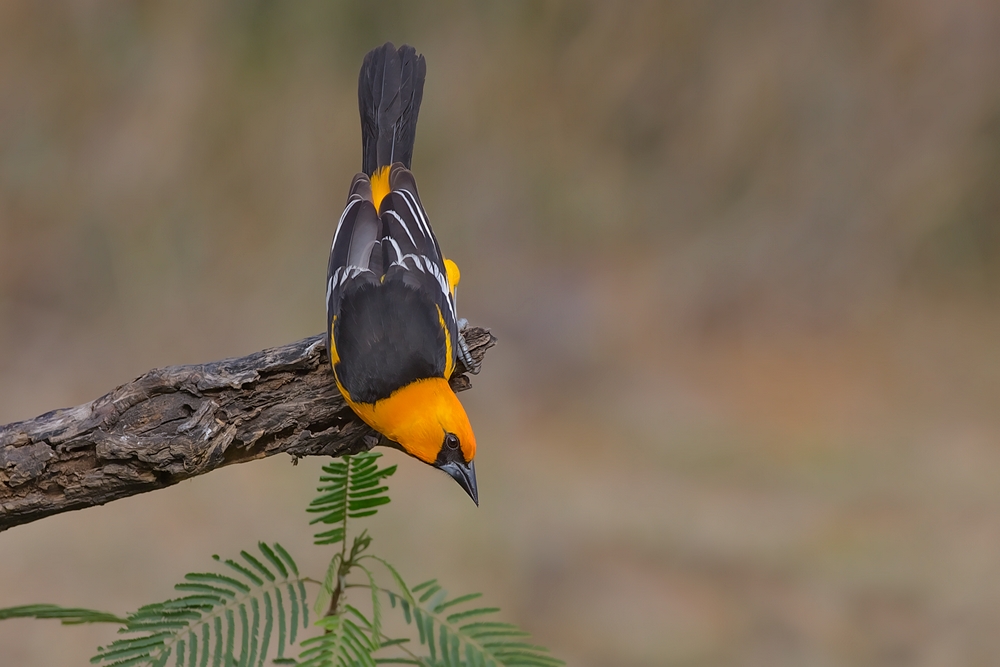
[0, 327, 495, 532]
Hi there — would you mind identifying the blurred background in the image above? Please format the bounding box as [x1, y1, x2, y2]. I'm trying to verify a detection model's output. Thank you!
[1, 1, 999, 665]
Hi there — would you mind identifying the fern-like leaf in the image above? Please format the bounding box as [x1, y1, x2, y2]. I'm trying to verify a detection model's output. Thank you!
[379, 565, 563, 667]
[0, 604, 126, 625]
[90, 542, 308, 667]
[308, 452, 396, 545]
[297, 607, 377, 667]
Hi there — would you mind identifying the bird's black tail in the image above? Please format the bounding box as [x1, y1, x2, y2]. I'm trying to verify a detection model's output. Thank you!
[358, 43, 426, 176]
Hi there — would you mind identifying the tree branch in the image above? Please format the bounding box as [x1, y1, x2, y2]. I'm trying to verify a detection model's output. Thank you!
[0, 327, 495, 533]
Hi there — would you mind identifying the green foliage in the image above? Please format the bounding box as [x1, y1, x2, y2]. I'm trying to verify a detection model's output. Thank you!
[0, 604, 126, 625]
[91, 542, 308, 667]
[0, 451, 562, 667]
[309, 453, 396, 545]
[298, 609, 378, 667]
[384, 577, 561, 667]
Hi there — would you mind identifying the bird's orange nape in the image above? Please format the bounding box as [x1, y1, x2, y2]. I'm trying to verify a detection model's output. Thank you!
[340, 377, 476, 465]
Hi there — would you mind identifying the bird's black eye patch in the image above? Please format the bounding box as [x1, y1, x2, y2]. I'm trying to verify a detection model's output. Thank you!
[444, 433, 460, 450]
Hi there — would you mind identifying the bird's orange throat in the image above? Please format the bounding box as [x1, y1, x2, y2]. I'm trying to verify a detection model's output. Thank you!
[338, 376, 476, 465]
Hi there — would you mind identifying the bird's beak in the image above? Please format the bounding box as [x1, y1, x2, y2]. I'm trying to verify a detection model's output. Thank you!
[436, 459, 478, 506]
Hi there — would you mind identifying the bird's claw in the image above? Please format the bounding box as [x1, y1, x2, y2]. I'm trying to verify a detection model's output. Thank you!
[457, 326, 480, 375]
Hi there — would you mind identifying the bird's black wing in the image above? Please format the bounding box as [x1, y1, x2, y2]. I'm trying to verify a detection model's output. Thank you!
[326, 166, 457, 404]
[326, 174, 381, 331]
[378, 165, 461, 364]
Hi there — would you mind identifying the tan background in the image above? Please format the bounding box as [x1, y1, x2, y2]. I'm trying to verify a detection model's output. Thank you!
[2, 2, 1000, 665]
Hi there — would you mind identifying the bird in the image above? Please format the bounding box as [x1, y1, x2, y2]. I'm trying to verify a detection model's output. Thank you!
[326, 42, 480, 505]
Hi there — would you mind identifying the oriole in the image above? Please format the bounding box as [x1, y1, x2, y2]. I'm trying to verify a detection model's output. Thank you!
[326, 43, 479, 504]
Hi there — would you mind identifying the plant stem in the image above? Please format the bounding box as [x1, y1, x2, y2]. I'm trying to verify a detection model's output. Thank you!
[325, 457, 354, 620]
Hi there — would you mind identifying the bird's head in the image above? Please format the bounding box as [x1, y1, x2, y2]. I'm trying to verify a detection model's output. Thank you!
[360, 378, 478, 504]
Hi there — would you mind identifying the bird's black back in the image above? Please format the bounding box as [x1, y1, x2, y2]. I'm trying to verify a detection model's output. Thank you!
[333, 278, 447, 404]
[327, 166, 460, 404]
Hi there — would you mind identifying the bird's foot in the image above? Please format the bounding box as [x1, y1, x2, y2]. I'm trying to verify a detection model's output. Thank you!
[457, 319, 480, 375]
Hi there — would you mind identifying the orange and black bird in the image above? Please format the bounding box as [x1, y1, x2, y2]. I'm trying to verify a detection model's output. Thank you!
[326, 43, 480, 504]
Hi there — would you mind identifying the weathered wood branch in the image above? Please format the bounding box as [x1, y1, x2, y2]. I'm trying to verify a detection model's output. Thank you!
[0, 327, 495, 533]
